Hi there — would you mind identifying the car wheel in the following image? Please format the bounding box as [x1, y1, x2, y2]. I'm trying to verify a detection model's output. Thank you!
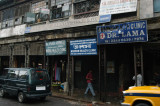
[0, 88, 5, 97]
[40, 96, 46, 101]
[18, 92, 26, 103]
[135, 103, 150, 106]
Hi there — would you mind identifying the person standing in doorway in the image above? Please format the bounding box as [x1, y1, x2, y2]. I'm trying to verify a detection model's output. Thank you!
[84, 70, 96, 97]
[133, 70, 142, 86]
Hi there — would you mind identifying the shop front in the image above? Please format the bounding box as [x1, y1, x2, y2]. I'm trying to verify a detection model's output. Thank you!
[45, 40, 68, 94]
[29, 42, 45, 69]
[69, 38, 99, 96]
[12, 44, 26, 68]
[0, 45, 10, 73]
[97, 20, 148, 101]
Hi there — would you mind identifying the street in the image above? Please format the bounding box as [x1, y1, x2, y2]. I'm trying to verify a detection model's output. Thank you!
[0, 96, 88, 106]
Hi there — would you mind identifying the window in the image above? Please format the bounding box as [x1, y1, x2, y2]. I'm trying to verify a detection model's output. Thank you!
[2, 8, 14, 28]
[51, 3, 71, 19]
[31, 1, 48, 13]
[8, 69, 19, 79]
[15, 4, 30, 25]
[19, 70, 28, 80]
[154, 0, 160, 12]
[74, 0, 100, 14]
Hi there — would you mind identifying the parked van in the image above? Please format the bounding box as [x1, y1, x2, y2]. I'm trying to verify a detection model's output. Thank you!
[0, 68, 51, 103]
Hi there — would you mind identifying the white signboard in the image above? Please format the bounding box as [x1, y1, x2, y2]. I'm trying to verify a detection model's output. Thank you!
[99, 0, 137, 15]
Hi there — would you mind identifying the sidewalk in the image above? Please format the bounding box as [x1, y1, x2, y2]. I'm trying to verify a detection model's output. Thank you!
[51, 90, 121, 106]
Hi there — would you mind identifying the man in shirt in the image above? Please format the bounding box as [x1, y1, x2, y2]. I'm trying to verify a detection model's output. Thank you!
[133, 71, 142, 86]
[84, 70, 96, 96]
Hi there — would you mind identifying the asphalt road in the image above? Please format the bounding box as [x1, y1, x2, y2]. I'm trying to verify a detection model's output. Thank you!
[0, 96, 88, 106]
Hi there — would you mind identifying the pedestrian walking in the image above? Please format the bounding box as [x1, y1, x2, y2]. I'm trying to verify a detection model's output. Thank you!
[84, 70, 96, 97]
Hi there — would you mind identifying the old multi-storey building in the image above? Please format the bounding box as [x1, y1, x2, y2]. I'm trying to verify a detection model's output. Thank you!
[0, 0, 160, 101]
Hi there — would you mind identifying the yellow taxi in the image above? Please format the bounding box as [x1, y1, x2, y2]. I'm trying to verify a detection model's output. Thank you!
[121, 86, 160, 106]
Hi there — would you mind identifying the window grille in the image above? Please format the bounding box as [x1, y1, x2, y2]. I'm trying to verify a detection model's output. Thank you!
[75, 0, 100, 14]
[74, 0, 100, 19]
[50, 3, 71, 19]
[31, 0, 48, 13]
[15, 4, 30, 25]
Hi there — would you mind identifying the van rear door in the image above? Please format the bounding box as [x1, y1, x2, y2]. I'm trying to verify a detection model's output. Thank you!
[29, 69, 50, 94]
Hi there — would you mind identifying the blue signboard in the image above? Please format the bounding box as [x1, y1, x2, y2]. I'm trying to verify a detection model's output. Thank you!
[70, 38, 97, 56]
[99, 14, 111, 23]
[97, 20, 148, 44]
[45, 40, 67, 56]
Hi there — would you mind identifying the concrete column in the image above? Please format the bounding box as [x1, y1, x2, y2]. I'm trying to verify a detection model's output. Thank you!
[9, 44, 14, 68]
[25, 43, 30, 68]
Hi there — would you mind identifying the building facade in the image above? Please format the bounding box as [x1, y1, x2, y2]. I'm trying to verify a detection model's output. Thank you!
[0, 0, 160, 101]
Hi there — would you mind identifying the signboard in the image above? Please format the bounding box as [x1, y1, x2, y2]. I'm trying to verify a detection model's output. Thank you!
[97, 20, 148, 44]
[70, 38, 97, 56]
[45, 40, 67, 56]
[99, 0, 137, 15]
[99, 14, 111, 23]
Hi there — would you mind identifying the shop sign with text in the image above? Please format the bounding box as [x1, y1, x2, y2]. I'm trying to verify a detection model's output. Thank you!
[45, 40, 66, 56]
[97, 20, 148, 44]
[70, 38, 97, 56]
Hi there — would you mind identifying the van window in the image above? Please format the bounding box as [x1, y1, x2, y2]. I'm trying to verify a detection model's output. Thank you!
[19, 70, 28, 80]
[31, 70, 49, 81]
[8, 69, 19, 79]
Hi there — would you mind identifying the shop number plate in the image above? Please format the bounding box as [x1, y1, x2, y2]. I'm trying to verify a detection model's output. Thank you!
[36, 86, 46, 90]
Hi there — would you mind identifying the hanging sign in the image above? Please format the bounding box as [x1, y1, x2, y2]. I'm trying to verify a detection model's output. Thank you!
[45, 40, 67, 56]
[97, 20, 148, 44]
[70, 38, 97, 56]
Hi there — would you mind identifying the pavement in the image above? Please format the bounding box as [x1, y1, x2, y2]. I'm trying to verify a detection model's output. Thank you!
[51, 90, 121, 106]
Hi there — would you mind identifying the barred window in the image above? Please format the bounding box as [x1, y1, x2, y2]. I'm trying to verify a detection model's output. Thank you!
[2, 8, 14, 28]
[74, 0, 100, 14]
[15, 4, 30, 17]
[2, 8, 14, 20]
[31, 0, 48, 13]
[50, 0, 71, 20]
